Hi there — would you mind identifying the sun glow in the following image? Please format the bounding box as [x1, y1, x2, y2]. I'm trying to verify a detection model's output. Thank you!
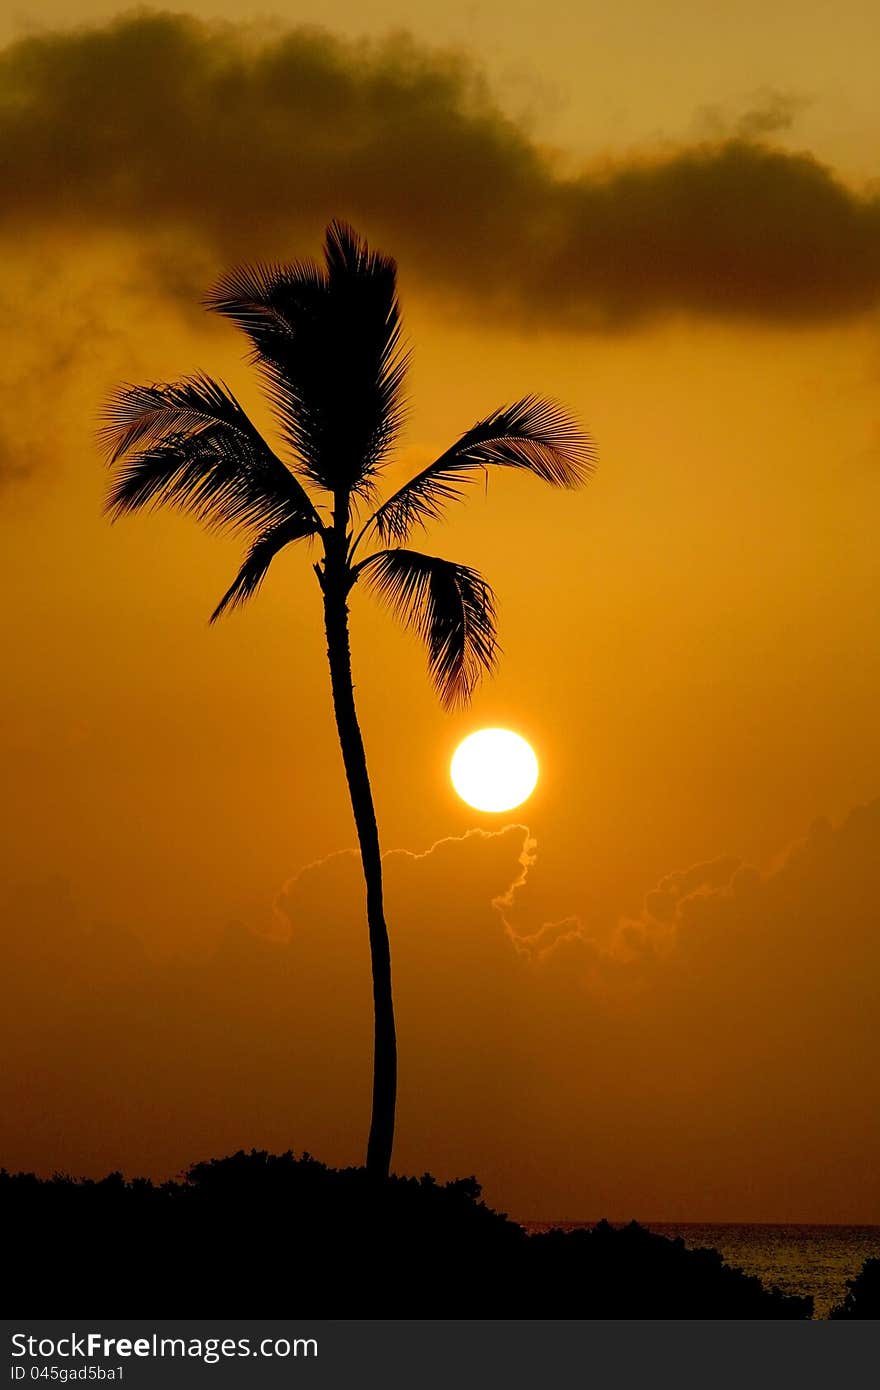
[450, 728, 539, 813]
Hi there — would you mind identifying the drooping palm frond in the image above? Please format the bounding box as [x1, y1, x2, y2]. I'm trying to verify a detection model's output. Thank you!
[100, 373, 266, 465]
[368, 396, 595, 544]
[204, 221, 409, 500]
[102, 374, 321, 537]
[360, 548, 499, 709]
[210, 515, 317, 622]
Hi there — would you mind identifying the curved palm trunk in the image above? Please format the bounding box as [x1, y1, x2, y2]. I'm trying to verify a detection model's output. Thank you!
[322, 577, 397, 1178]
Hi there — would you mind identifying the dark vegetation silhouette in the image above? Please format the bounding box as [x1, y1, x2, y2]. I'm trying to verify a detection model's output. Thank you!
[100, 221, 594, 1178]
[830, 1257, 880, 1319]
[3, 1153, 812, 1318]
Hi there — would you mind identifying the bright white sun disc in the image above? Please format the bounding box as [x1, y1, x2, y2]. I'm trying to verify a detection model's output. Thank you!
[450, 728, 539, 813]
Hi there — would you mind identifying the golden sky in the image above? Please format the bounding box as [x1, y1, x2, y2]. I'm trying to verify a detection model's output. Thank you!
[1, 8, 879, 1221]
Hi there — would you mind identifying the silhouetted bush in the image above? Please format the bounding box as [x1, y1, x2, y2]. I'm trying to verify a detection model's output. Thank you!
[3, 1151, 812, 1317]
[829, 1257, 880, 1319]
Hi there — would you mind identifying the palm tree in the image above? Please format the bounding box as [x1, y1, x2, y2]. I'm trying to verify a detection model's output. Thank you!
[101, 221, 595, 1178]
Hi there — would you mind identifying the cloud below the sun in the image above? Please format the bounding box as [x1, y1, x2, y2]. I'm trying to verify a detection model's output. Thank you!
[2, 12, 880, 331]
[2, 801, 879, 1217]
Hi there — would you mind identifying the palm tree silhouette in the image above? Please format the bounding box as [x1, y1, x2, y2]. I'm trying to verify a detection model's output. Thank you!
[101, 221, 594, 1178]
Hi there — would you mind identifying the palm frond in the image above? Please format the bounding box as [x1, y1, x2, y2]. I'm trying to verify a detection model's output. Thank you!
[210, 515, 316, 622]
[360, 548, 499, 709]
[204, 220, 409, 500]
[369, 396, 595, 543]
[100, 373, 264, 464]
[102, 374, 321, 537]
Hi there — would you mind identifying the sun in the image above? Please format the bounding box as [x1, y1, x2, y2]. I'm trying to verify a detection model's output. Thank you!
[450, 728, 539, 813]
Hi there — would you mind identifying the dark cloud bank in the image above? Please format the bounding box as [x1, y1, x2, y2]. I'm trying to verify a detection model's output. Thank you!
[3, 11, 880, 328]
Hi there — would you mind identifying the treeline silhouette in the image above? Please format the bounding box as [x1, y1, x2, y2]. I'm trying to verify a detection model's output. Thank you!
[4, 1150, 815, 1317]
[830, 1257, 880, 1319]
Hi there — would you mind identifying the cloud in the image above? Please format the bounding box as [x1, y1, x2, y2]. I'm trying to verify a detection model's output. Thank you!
[735, 91, 810, 140]
[534, 801, 880, 1048]
[2, 13, 880, 329]
[2, 803, 880, 1220]
[0, 436, 33, 488]
[693, 89, 811, 142]
[0, 825, 538, 1186]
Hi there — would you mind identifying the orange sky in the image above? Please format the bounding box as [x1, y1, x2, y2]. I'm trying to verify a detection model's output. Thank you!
[1, 9, 879, 1221]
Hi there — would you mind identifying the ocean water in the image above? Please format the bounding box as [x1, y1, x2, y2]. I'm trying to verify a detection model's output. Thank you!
[522, 1221, 880, 1317]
